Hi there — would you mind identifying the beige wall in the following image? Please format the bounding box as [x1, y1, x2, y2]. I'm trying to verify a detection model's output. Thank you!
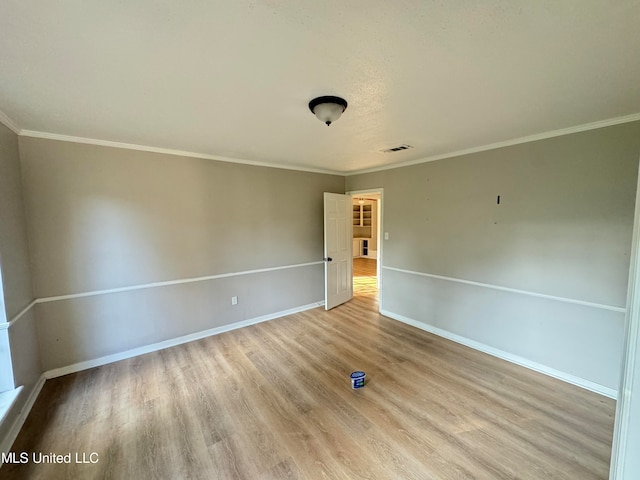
[18, 137, 344, 370]
[19, 138, 343, 297]
[347, 121, 640, 391]
[5, 119, 639, 406]
[0, 122, 42, 447]
[0, 124, 33, 318]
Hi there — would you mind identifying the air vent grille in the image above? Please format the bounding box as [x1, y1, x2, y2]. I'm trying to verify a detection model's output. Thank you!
[382, 144, 413, 153]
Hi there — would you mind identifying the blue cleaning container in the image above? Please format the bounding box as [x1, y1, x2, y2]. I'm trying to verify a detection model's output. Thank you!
[350, 371, 366, 389]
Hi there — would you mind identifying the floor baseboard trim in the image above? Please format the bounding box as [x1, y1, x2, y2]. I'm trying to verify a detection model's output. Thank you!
[0, 374, 46, 459]
[45, 301, 325, 380]
[380, 308, 618, 399]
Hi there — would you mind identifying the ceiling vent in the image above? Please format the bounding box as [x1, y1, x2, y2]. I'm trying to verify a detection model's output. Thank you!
[382, 144, 413, 153]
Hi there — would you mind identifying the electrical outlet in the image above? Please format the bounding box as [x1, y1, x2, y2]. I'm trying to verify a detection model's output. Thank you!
[231, 296, 238, 306]
[384, 232, 389, 240]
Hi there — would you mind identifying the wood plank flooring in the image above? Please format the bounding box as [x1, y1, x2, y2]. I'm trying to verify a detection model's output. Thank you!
[353, 257, 377, 277]
[3, 261, 615, 479]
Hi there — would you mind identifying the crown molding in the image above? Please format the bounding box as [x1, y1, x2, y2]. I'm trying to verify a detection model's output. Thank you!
[19, 130, 344, 176]
[0, 109, 21, 135]
[13, 112, 640, 177]
[347, 113, 640, 176]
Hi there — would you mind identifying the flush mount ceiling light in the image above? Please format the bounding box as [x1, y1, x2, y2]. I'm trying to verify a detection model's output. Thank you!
[308, 96, 348, 126]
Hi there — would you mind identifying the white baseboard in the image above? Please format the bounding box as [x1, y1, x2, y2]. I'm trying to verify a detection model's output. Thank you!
[45, 301, 324, 379]
[380, 308, 617, 399]
[0, 374, 46, 459]
[1, 302, 324, 462]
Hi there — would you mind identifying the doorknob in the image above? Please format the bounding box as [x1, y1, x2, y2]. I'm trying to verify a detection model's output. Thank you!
[324, 257, 333, 262]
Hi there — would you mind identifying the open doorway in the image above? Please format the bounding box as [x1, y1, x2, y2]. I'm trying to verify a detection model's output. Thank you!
[348, 190, 382, 299]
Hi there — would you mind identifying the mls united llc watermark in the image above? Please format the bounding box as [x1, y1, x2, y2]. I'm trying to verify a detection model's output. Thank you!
[2, 451, 99, 464]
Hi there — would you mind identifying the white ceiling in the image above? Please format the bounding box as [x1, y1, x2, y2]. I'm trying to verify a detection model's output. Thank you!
[1, 1, 639, 174]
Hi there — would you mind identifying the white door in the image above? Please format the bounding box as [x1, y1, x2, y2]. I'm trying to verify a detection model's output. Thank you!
[324, 192, 353, 310]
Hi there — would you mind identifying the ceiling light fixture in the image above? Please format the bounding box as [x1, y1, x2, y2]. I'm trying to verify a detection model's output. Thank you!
[308, 96, 348, 126]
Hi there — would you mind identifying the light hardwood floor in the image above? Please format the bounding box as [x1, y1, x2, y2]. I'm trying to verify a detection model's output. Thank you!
[353, 257, 378, 297]
[3, 259, 615, 479]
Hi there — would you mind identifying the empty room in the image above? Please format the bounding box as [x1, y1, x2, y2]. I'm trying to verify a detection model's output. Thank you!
[1, 2, 640, 479]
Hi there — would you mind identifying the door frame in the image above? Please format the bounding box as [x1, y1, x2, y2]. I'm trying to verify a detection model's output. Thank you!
[610, 161, 640, 479]
[346, 188, 384, 311]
